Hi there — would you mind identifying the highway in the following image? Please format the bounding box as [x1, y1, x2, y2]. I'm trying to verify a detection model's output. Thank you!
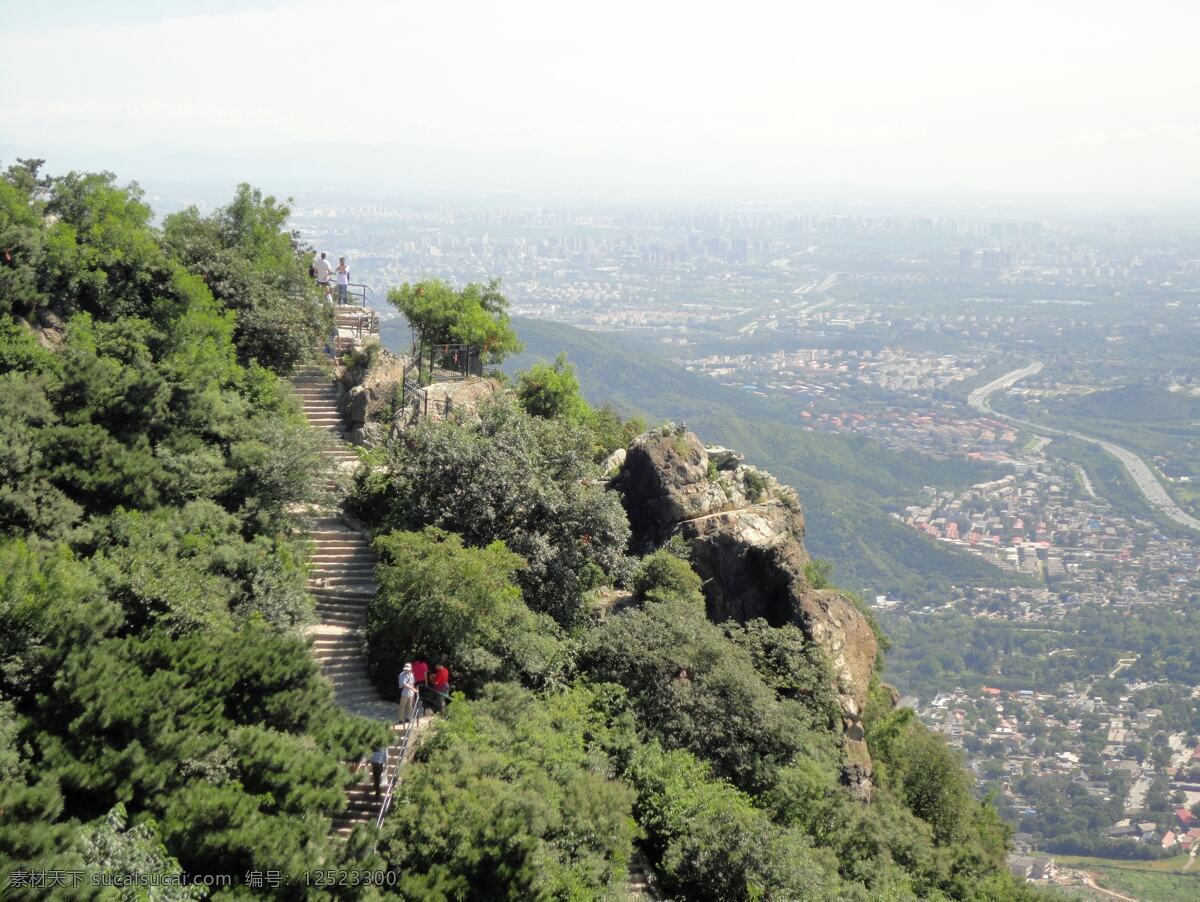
[968, 362, 1200, 533]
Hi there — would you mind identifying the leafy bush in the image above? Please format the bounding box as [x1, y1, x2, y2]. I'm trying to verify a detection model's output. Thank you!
[367, 527, 567, 693]
[631, 548, 703, 602]
[726, 618, 840, 730]
[743, 468, 769, 502]
[803, 557, 834, 590]
[387, 277, 522, 363]
[629, 742, 844, 901]
[162, 184, 328, 375]
[579, 590, 837, 795]
[352, 397, 631, 625]
[515, 352, 589, 422]
[89, 502, 313, 635]
[378, 683, 636, 900]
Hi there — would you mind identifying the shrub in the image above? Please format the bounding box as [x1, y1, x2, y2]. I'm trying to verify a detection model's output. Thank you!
[516, 352, 589, 422]
[378, 684, 636, 899]
[803, 557, 834, 590]
[387, 277, 522, 363]
[629, 743, 844, 901]
[579, 591, 836, 795]
[162, 184, 328, 375]
[352, 398, 631, 625]
[367, 527, 567, 694]
[631, 549, 703, 602]
[743, 468, 769, 502]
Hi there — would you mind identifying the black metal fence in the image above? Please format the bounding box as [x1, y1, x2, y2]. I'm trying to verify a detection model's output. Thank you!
[396, 342, 482, 423]
[408, 343, 482, 386]
[342, 283, 372, 306]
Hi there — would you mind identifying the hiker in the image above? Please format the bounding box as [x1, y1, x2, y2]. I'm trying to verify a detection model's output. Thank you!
[428, 663, 450, 713]
[313, 252, 333, 303]
[411, 658, 428, 686]
[398, 662, 418, 723]
[370, 745, 388, 796]
[334, 257, 350, 304]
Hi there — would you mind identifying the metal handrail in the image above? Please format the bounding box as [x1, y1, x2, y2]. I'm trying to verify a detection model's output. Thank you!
[344, 283, 372, 306]
[372, 699, 424, 844]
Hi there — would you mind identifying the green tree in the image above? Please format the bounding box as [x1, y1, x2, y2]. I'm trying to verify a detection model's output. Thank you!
[630, 742, 844, 901]
[79, 804, 203, 900]
[631, 548, 703, 602]
[580, 590, 836, 795]
[368, 527, 566, 693]
[162, 184, 327, 374]
[387, 278, 522, 363]
[515, 352, 590, 422]
[378, 684, 636, 900]
[352, 397, 630, 624]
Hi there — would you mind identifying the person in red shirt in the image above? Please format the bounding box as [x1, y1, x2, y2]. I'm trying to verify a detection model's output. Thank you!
[410, 659, 429, 686]
[428, 663, 451, 713]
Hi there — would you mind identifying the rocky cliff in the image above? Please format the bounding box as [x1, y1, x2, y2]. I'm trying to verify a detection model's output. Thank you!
[611, 425, 879, 800]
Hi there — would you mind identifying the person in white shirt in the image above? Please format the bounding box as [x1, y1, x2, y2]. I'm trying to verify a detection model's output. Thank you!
[335, 257, 350, 304]
[313, 252, 334, 303]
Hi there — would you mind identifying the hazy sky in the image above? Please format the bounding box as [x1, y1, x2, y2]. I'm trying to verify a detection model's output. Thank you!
[2, 0, 1197, 203]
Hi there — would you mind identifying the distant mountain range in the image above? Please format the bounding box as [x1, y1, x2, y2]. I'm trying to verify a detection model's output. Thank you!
[380, 316, 1014, 599]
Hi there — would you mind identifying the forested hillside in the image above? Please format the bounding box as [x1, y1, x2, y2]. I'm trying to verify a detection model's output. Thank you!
[0, 161, 388, 887]
[2, 163, 1033, 898]
[466, 316, 1014, 599]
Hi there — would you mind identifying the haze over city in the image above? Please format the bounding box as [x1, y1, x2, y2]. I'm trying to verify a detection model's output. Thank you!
[2, 0, 1198, 204]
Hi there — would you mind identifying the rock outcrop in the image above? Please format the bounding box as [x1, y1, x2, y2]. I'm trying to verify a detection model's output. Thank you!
[611, 425, 879, 800]
[392, 377, 505, 431]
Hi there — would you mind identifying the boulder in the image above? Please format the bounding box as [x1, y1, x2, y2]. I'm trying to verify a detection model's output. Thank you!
[705, 445, 744, 470]
[600, 447, 626, 479]
[613, 426, 879, 792]
[612, 428, 728, 547]
[347, 385, 369, 426]
[391, 377, 505, 432]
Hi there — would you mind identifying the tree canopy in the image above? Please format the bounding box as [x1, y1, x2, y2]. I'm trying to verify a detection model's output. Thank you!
[387, 277, 522, 362]
[0, 161, 386, 891]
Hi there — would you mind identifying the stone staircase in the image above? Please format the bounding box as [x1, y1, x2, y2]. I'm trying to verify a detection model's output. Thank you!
[294, 359, 661, 885]
[625, 848, 659, 900]
[292, 364, 423, 838]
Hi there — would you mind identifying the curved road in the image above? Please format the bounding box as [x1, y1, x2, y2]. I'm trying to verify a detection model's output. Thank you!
[968, 362, 1200, 532]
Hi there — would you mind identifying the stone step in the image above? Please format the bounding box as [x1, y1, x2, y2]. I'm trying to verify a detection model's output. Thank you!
[308, 575, 378, 587]
[310, 549, 372, 560]
[312, 647, 362, 661]
[310, 523, 357, 535]
[315, 603, 365, 618]
[310, 632, 360, 646]
[317, 614, 363, 629]
[313, 589, 372, 602]
[308, 585, 376, 597]
[318, 664, 371, 680]
[330, 674, 377, 691]
[334, 687, 388, 704]
[311, 589, 371, 603]
[314, 644, 362, 657]
[310, 550, 374, 561]
[314, 601, 368, 615]
[310, 575, 375, 588]
[309, 567, 376, 580]
[309, 531, 364, 542]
